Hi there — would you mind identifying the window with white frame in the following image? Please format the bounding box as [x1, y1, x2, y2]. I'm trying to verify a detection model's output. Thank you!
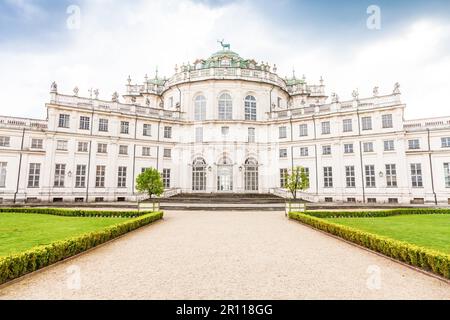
[444, 163, 450, 188]
[192, 158, 207, 191]
[195, 95, 207, 121]
[218, 93, 233, 120]
[365, 165, 376, 188]
[244, 158, 259, 191]
[79, 116, 90, 130]
[56, 140, 68, 151]
[0, 162, 6, 188]
[386, 164, 397, 187]
[162, 169, 171, 189]
[31, 138, 43, 149]
[28, 163, 41, 188]
[99, 119, 109, 132]
[361, 116, 372, 130]
[0, 136, 10, 147]
[408, 139, 420, 150]
[384, 140, 395, 151]
[119, 145, 128, 155]
[96, 165, 105, 188]
[221, 126, 229, 136]
[280, 168, 288, 188]
[411, 163, 423, 188]
[344, 143, 354, 154]
[164, 126, 172, 139]
[54, 164, 66, 187]
[117, 166, 127, 188]
[441, 137, 450, 148]
[248, 128, 255, 143]
[143, 124, 151, 136]
[299, 124, 308, 137]
[97, 143, 107, 154]
[58, 114, 70, 128]
[343, 119, 353, 132]
[120, 121, 129, 134]
[321, 121, 330, 135]
[279, 148, 288, 158]
[163, 148, 171, 158]
[142, 147, 151, 157]
[322, 145, 331, 155]
[382, 114, 393, 128]
[195, 127, 203, 143]
[345, 166, 355, 188]
[77, 141, 88, 152]
[279, 126, 287, 139]
[75, 164, 86, 188]
[300, 147, 309, 157]
[324, 167, 333, 188]
[363, 142, 374, 153]
[245, 95, 257, 121]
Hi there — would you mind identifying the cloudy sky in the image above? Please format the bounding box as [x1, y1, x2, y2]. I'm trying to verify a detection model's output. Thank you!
[0, 0, 449, 119]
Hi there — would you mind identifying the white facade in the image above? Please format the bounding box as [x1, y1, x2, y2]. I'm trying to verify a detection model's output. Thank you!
[0, 47, 450, 204]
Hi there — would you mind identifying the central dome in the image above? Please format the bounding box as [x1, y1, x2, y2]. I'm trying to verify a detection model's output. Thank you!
[209, 49, 241, 59]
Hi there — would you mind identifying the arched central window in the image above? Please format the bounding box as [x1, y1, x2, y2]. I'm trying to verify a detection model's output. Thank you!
[194, 95, 206, 121]
[244, 158, 259, 191]
[245, 96, 256, 121]
[218, 93, 232, 120]
[192, 158, 207, 191]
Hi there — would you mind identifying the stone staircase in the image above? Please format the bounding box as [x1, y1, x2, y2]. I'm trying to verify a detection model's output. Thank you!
[159, 193, 286, 211]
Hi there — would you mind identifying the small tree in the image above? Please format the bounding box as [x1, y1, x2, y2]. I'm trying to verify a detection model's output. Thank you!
[136, 168, 164, 211]
[284, 166, 309, 200]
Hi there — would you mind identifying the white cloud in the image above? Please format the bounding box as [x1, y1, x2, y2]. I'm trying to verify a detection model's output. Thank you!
[0, 0, 449, 120]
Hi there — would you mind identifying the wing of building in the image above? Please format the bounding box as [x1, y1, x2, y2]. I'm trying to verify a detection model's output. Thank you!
[1, 46, 450, 205]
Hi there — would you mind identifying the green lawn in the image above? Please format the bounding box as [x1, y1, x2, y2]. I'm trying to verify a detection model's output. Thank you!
[325, 214, 450, 254]
[0, 213, 128, 257]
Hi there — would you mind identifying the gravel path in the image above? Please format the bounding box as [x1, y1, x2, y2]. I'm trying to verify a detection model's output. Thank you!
[1, 210, 450, 300]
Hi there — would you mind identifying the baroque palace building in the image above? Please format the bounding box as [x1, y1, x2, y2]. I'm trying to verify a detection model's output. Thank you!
[0, 45, 450, 205]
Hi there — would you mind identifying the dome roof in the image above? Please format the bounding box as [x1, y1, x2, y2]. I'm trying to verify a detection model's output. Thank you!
[209, 49, 241, 59]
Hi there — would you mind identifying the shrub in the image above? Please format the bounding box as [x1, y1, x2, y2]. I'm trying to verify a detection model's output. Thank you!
[289, 212, 450, 280]
[0, 211, 163, 285]
[0, 207, 151, 218]
[301, 208, 450, 219]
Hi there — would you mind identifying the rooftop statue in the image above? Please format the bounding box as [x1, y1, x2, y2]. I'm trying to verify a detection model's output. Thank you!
[218, 39, 231, 51]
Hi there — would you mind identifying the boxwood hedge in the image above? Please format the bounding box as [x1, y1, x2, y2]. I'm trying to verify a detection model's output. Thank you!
[0, 207, 149, 218]
[289, 211, 450, 280]
[303, 208, 450, 219]
[0, 211, 163, 285]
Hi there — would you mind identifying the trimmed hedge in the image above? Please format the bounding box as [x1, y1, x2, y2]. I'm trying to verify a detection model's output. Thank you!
[0, 207, 150, 218]
[0, 211, 163, 285]
[289, 212, 450, 280]
[302, 208, 450, 219]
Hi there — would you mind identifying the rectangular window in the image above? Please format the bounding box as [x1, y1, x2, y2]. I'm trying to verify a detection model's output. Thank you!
[324, 167, 333, 188]
[303, 167, 310, 188]
[97, 143, 107, 154]
[54, 164, 66, 187]
[31, 138, 43, 149]
[163, 148, 171, 158]
[365, 165, 376, 188]
[195, 127, 203, 143]
[386, 164, 398, 187]
[382, 114, 393, 128]
[56, 140, 68, 151]
[143, 124, 152, 136]
[384, 140, 395, 151]
[444, 163, 450, 188]
[279, 148, 288, 158]
[345, 166, 355, 188]
[408, 139, 420, 150]
[363, 142, 374, 153]
[142, 147, 151, 157]
[411, 163, 423, 188]
[117, 166, 127, 188]
[163, 169, 171, 189]
[99, 119, 109, 132]
[322, 145, 331, 155]
[280, 169, 288, 188]
[342, 119, 353, 132]
[0, 162, 6, 188]
[279, 126, 287, 139]
[361, 117, 372, 130]
[0, 136, 10, 147]
[221, 127, 229, 136]
[58, 114, 70, 128]
[321, 121, 330, 135]
[120, 121, 129, 134]
[164, 126, 172, 139]
[28, 163, 41, 188]
[344, 143, 354, 154]
[299, 124, 308, 137]
[300, 147, 309, 157]
[77, 141, 88, 152]
[75, 165, 86, 188]
[441, 137, 450, 148]
[79, 116, 90, 130]
[248, 128, 255, 143]
[119, 145, 128, 155]
[96, 165, 106, 188]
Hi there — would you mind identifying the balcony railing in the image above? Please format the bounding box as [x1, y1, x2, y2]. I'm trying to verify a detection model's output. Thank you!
[0, 116, 47, 129]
